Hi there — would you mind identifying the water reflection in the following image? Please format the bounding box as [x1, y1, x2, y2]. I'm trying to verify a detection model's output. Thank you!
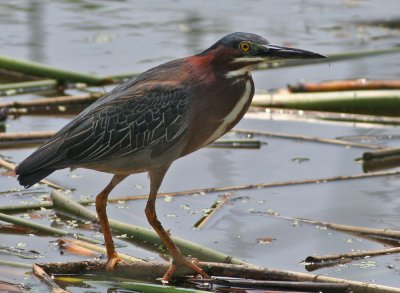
[180, 12, 205, 53]
[206, 149, 237, 187]
[28, 1, 45, 62]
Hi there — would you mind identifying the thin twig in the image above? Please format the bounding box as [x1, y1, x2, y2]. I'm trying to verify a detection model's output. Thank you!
[233, 128, 384, 149]
[104, 170, 400, 202]
[264, 214, 400, 239]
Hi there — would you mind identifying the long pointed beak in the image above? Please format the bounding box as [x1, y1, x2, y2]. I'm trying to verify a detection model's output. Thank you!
[260, 44, 326, 59]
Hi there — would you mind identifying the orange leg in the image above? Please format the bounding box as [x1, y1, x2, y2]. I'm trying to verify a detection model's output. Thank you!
[95, 174, 127, 271]
[146, 167, 209, 282]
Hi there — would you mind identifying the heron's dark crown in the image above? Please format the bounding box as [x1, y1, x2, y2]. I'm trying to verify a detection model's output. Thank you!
[200, 32, 269, 55]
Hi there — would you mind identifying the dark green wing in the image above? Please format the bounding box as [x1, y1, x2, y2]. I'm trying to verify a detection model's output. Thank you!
[16, 85, 189, 173]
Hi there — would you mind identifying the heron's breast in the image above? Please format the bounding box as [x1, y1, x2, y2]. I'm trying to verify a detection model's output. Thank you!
[200, 78, 253, 147]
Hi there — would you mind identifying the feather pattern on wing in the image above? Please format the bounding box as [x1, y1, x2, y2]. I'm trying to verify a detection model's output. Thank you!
[15, 71, 190, 177]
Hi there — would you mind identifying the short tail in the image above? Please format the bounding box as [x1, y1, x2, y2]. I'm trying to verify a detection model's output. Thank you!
[15, 168, 56, 188]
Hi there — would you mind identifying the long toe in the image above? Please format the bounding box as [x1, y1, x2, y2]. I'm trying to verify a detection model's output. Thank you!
[162, 258, 209, 282]
[106, 254, 121, 272]
[184, 259, 209, 278]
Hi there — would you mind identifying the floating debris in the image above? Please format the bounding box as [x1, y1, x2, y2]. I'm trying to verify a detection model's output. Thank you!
[0, 245, 41, 259]
[256, 237, 276, 245]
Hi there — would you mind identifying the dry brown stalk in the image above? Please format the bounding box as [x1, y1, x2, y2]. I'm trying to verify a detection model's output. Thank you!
[194, 193, 232, 229]
[288, 79, 400, 93]
[58, 239, 144, 263]
[32, 264, 70, 293]
[0, 131, 56, 148]
[0, 131, 56, 141]
[0, 94, 101, 109]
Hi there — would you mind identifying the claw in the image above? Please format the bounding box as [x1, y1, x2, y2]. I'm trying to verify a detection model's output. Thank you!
[162, 257, 209, 282]
[106, 253, 121, 272]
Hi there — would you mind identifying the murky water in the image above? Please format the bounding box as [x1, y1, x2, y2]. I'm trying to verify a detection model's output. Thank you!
[1, 0, 400, 291]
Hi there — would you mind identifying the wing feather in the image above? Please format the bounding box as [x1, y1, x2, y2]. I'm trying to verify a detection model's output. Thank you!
[16, 83, 190, 174]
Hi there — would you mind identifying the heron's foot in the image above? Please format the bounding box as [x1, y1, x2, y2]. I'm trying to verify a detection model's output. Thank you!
[162, 256, 209, 283]
[106, 253, 121, 272]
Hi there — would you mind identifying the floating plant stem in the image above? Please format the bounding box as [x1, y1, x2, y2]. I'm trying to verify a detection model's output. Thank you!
[0, 259, 31, 269]
[0, 213, 103, 245]
[38, 259, 400, 293]
[209, 139, 261, 149]
[305, 247, 400, 269]
[0, 54, 111, 85]
[251, 89, 400, 115]
[0, 79, 58, 96]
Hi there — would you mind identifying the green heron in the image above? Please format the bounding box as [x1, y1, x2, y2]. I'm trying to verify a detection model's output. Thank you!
[15, 32, 325, 281]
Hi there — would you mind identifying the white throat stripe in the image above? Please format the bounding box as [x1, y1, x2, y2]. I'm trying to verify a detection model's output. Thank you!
[202, 79, 252, 146]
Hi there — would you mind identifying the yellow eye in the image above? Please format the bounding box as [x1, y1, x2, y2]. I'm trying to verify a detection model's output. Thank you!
[239, 41, 251, 53]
